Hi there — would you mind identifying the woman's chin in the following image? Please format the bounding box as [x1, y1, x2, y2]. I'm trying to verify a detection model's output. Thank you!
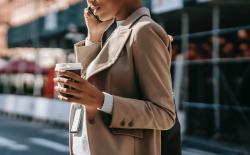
[99, 16, 114, 22]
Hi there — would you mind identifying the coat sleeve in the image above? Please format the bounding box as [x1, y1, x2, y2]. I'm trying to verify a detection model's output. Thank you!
[74, 40, 102, 76]
[109, 23, 175, 130]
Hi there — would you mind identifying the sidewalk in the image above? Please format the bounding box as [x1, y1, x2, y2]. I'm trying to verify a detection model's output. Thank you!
[183, 135, 250, 155]
[0, 94, 70, 125]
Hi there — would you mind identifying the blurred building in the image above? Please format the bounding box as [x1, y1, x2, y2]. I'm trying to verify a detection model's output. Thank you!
[0, 0, 83, 57]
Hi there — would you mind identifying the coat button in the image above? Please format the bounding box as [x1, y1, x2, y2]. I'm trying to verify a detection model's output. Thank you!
[89, 117, 95, 124]
[120, 121, 125, 126]
[128, 122, 133, 127]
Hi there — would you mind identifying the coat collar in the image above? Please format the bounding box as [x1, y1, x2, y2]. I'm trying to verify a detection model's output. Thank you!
[86, 7, 151, 80]
[119, 7, 151, 31]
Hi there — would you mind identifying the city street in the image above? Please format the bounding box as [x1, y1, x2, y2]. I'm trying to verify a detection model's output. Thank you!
[1, 0, 250, 155]
[0, 115, 243, 155]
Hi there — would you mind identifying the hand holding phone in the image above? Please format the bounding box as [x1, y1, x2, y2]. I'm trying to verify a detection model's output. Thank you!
[88, 6, 102, 23]
[84, 7, 114, 42]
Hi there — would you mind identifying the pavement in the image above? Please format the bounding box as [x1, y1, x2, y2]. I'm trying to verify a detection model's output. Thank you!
[0, 114, 249, 155]
[0, 115, 69, 155]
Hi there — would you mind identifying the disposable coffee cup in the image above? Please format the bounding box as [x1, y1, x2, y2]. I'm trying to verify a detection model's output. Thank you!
[55, 63, 83, 97]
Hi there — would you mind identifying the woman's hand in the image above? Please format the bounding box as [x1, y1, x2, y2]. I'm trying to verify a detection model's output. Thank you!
[53, 70, 104, 109]
[84, 8, 114, 42]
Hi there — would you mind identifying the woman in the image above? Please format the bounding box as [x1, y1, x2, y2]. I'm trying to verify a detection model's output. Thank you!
[54, 0, 181, 154]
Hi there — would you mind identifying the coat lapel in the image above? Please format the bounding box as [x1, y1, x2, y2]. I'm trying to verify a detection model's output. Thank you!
[86, 7, 151, 80]
[86, 28, 132, 80]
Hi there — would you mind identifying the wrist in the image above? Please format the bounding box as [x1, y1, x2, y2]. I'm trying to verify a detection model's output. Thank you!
[96, 92, 104, 109]
[88, 32, 103, 42]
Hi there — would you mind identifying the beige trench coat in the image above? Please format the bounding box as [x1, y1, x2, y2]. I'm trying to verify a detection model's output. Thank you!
[69, 7, 176, 155]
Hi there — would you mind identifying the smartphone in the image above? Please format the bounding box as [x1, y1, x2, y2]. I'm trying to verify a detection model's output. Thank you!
[88, 6, 102, 23]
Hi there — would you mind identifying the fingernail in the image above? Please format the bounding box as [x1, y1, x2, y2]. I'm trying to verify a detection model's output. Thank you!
[60, 96, 67, 100]
[58, 95, 62, 99]
[59, 70, 66, 73]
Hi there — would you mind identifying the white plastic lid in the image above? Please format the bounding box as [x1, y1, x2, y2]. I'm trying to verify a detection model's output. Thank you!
[55, 63, 83, 71]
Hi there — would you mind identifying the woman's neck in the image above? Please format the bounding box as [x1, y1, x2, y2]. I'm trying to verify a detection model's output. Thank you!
[115, 1, 142, 21]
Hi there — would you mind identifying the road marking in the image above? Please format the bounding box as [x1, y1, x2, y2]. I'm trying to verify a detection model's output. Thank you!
[184, 148, 221, 155]
[182, 150, 201, 155]
[41, 129, 67, 134]
[29, 137, 69, 152]
[0, 136, 29, 151]
[41, 129, 69, 138]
